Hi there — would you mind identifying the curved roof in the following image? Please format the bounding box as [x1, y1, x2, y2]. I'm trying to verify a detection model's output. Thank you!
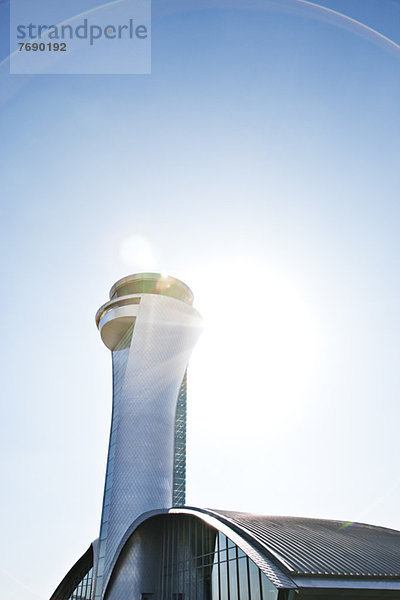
[49, 544, 93, 600]
[101, 507, 400, 599]
[208, 509, 400, 579]
[51, 508, 400, 600]
[102, 507, 296, 594]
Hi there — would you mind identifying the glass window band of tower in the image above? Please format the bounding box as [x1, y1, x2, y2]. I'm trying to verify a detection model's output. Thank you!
[95, 323, 135, 599]
[173, 371, 187, 507]
[105, 514, 278, 600]
[109, 274, 194, 306]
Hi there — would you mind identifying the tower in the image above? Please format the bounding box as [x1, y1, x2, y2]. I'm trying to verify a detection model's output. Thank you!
[93, 273, 202, 598]
[49, 273, 400, 600]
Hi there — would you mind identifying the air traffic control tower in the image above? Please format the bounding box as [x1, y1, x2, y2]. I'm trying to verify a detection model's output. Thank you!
[94, 273, 202, 598]
[50, 273, 400, 600]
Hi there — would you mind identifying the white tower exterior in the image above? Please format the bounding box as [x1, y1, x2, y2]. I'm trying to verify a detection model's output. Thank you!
[94, 274, 202, 598]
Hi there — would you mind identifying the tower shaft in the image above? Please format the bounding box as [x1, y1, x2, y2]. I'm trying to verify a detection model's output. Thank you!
[94, 274, 202, 598]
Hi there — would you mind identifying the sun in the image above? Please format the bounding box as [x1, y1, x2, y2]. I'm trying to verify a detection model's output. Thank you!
[119, 235, 156, 270]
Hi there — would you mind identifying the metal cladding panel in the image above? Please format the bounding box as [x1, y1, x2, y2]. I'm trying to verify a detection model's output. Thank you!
[211, 510, 400, 578]
[105, 518, 163, 600]
[101, 294, 202, 590]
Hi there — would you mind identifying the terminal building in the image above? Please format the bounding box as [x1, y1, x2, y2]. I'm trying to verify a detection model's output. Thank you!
[51, 274, 400, 600]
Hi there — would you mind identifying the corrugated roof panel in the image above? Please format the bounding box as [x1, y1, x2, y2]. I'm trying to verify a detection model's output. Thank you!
[209, 510, 400, 578]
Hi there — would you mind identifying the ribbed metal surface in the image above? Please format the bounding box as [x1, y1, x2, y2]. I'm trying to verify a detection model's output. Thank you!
[211, 510, 400, 578]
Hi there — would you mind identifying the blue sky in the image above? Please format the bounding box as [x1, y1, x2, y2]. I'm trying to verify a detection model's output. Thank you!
[0, 1, 400, 598]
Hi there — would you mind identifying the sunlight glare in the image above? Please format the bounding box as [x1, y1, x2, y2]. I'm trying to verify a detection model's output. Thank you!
[119, 235, 156, 270]
[189, 259, 322, 442]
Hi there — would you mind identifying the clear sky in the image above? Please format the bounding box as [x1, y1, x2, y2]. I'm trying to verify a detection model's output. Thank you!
[1, 1, 400, 598]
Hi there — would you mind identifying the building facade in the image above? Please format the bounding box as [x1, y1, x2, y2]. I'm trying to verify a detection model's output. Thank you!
[50, 274, 400, 600]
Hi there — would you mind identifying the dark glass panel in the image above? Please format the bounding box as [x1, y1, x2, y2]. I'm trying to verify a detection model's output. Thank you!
[211, 553, 219, 600]
[218, 533, 227, 563]
[228, 552, 239, 600]
[248, 559, 261, 600]
[261, 572, 278, 600]
[67, 567, 93, 600]
[238, 557, 249, 600]
[219, 559, 228, 600]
